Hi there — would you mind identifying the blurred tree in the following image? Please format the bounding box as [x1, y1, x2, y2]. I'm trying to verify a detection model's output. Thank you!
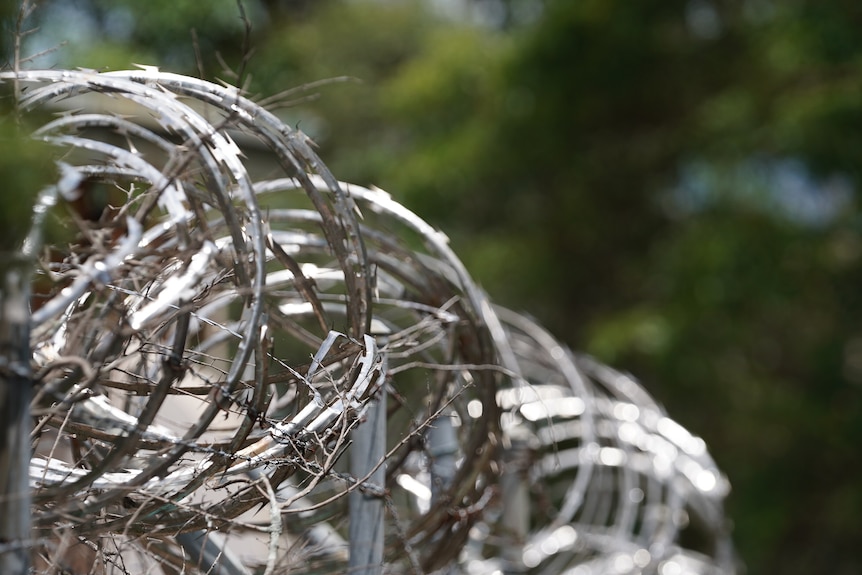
[4, 0, 862, 573]
[334, 2, 862, 572]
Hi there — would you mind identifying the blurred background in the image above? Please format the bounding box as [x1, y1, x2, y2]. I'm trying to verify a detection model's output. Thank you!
[3, 0, 862, 573]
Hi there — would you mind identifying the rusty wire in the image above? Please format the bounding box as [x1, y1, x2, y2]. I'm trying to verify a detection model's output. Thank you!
[2, 69, 735, 574]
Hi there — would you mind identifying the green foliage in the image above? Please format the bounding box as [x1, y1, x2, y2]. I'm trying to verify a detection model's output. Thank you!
[26, 0, 261, 71]
[249, 0, 436, 183]
[0, 103, 52, 253]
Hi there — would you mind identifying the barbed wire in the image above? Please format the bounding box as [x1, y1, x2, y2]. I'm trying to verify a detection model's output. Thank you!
[1, 68, 735, 574]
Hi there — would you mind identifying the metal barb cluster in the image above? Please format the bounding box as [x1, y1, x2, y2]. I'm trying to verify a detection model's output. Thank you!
[2, 69, 736, 575]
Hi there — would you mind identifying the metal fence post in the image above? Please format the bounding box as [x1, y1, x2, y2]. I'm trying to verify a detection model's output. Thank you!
[500, 427, 532, 566]
[0, 259, 33, 575]
[427, 411, 458, 502]
[349, 358, 387, 575]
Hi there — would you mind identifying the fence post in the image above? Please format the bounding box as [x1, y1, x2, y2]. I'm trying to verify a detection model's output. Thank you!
[427, 411, 458, 502]
[500, 426, 532, 567]
[0, 258, 33, 575]
[349, 361, 387, 575]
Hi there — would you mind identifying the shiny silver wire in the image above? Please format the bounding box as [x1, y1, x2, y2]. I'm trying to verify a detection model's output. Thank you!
[1, 69, 735, 575]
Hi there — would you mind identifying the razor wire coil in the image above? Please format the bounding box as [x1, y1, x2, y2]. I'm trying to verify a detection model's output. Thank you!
[2, 68, 735, 575]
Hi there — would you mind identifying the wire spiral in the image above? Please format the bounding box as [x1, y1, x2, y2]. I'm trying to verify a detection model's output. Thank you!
[3, 69, 735, 574]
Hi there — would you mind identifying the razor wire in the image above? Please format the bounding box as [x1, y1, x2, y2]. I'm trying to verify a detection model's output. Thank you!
[1, 69, 736, 574]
